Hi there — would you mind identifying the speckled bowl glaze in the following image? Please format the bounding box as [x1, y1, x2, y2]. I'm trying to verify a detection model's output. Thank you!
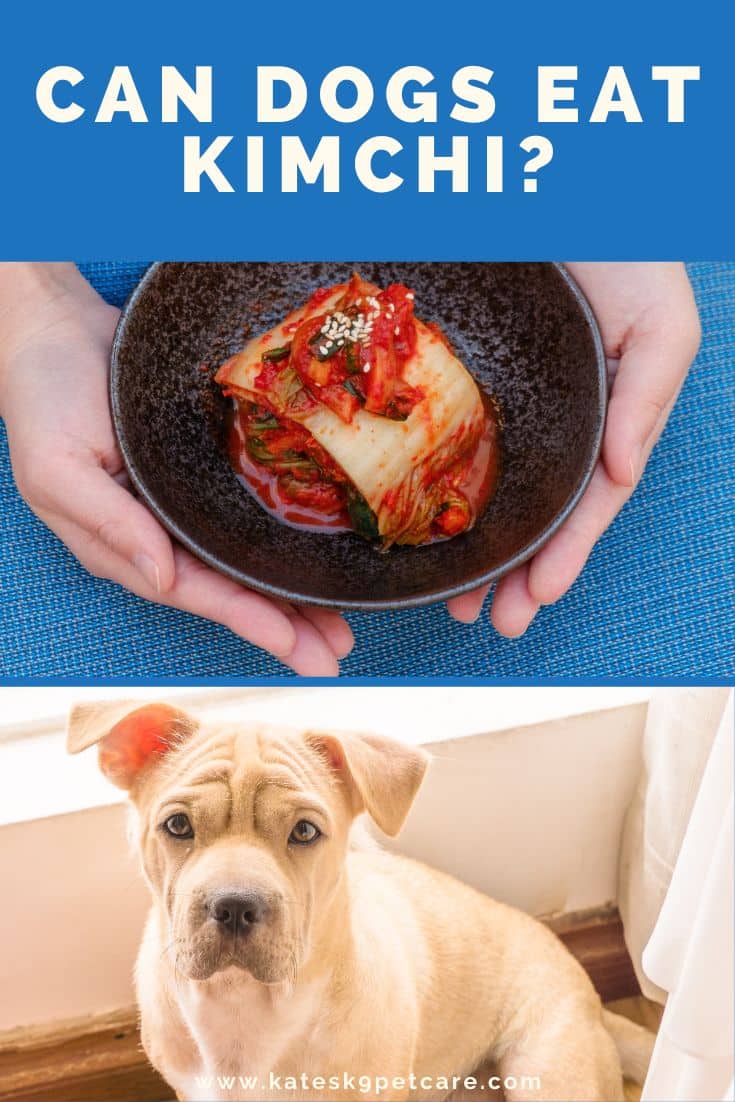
[110, 263, 606, 610]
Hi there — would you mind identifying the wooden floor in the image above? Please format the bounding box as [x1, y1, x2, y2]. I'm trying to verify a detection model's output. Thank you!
[0, 1007, 170, 1102]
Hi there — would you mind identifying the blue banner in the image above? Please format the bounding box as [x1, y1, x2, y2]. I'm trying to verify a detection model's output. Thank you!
[1, 0, 732, 258]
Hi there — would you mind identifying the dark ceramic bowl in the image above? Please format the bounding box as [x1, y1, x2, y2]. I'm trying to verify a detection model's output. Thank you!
[110, 263, 606, 610]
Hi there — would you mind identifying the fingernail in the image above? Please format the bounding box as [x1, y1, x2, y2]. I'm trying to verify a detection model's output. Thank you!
[134, 553, 161, 594]
[455, 611, 481, 625]
[629, 445, 642, 487]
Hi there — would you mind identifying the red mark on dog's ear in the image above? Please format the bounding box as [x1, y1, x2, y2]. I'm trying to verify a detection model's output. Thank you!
[99, 704, 193, 790]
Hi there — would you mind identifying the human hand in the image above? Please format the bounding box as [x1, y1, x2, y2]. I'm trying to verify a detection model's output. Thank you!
[0, 263, 354, 675]
[447, 262, 701, 635]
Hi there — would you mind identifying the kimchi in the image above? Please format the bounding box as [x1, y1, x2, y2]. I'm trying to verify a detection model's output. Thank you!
[216, 273, 500, 547]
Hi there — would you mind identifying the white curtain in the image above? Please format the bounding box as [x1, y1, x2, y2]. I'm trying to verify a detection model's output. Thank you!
[619, 689, 733, 1102]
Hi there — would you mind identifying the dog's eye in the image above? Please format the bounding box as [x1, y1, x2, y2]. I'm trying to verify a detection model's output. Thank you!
[163, 813, 194, 839]
[289, 820, 321, 845]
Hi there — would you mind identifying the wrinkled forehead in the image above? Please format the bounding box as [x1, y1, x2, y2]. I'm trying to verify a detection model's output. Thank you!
[143, 721, 332, 805]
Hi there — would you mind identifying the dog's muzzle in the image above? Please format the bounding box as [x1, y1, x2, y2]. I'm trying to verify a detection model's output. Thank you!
[207, 889, 270, 938]
[175, 880, 294, 982]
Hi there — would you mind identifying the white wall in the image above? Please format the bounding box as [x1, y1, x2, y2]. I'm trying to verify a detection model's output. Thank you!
[393, 705, 646, 915]
[0, 694, 648, 1032]
[0, 803, 147, 1030]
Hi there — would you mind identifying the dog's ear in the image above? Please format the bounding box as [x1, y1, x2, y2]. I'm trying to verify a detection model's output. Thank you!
[307, 731, 429, 836]
[66, 700, 197, 791]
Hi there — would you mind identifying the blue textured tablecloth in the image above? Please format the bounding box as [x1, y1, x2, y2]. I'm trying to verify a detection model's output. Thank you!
[2, 263, 733, 679]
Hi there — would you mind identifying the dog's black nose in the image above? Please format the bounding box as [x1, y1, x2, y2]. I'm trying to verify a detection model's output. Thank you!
[209, 891, 268, 934]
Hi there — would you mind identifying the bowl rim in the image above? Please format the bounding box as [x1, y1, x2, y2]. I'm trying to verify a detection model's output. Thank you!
[110, 261, 607, 611]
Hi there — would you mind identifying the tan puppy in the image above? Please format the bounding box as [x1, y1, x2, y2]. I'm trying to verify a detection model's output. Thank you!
[67, 702, 652, 1102]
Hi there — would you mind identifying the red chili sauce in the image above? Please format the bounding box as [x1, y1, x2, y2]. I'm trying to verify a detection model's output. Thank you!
[226, 394, 501, 543]
[221, 275, 501, 543]
[227, 405, 354, 534]
[435, 394, 501, 538]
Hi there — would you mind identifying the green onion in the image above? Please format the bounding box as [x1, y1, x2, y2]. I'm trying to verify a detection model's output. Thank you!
[309, 329, 342, 362]
[261, 345, 291, 363]
[314, 344, 340, 362]
[346, 490, 379, 540]
[249, 416, 280, 430]
[344, 342, 360, 374]
[246, 437, 274, 464]
[274, 458, 316, 471]
[280, 449, 314, 464]
[342, 378, 363, 400]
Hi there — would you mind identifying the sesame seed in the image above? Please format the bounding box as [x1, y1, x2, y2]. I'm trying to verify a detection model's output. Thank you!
[406, 292, 414, 300]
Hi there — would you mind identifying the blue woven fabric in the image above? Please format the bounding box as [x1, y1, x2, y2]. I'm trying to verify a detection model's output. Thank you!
[2, 263, 733, 679]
